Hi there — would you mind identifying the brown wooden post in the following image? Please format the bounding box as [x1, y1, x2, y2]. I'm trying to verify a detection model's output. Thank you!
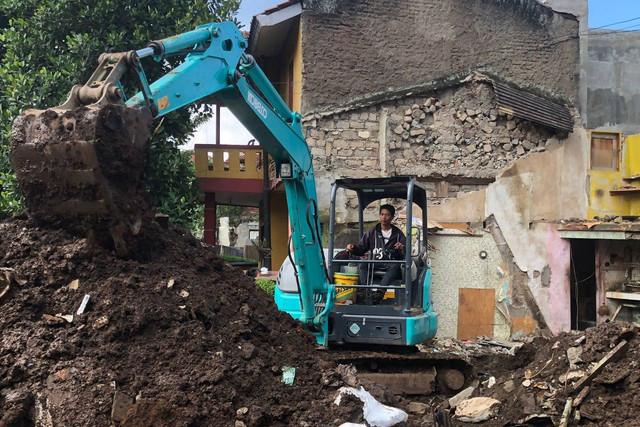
[204, 193, 217, 245]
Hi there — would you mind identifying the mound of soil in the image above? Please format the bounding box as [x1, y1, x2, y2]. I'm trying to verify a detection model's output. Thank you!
[0, 215, 364, 426]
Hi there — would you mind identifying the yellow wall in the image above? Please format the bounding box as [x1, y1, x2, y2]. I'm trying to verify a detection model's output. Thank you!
[625, 135, 640, 215]
[270, 191, 289, 270]
[276, 20, 302, 112]
[588, 133, 640, 218]
[266, 18, 301, 270]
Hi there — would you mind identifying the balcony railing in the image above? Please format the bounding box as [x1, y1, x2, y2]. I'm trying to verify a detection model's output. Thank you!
[194, 144, 263, 180]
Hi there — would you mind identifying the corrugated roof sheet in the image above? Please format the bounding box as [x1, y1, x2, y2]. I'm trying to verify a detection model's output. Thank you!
[492, 82, 573, 133]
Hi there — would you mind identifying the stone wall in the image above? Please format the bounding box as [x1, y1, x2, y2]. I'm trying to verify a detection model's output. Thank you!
[305, 79, 568, 213]
[301, 0, 579, 112]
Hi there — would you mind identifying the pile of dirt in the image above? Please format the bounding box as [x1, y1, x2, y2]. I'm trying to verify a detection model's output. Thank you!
[453, 322, 640, 426]
[0, 215, 367, 426]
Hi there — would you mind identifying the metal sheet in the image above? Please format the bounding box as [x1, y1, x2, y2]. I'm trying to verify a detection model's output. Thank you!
[493, 82, 573, 133]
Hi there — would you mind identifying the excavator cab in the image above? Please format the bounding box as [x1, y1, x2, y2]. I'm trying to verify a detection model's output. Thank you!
[275, 176, 438, 346]
[327, 177, 437, 346]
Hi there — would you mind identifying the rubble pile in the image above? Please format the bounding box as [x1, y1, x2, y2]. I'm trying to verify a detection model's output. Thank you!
[441, 322, 640, 426]
[0, 216, 366, 426]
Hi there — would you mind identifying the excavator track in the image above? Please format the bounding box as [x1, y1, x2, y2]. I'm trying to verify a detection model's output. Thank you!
[9, 105, 153, 258]
[329, 347, 476, 396]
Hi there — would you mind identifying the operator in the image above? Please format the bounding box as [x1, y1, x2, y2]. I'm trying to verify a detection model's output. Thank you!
[346, 204, 406, 295]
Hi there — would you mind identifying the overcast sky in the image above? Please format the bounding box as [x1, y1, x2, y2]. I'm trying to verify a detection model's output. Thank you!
[180, 0, 639, 151]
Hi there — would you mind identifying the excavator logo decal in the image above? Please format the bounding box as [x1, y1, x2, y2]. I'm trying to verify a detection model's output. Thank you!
[248, 92, 268, 119]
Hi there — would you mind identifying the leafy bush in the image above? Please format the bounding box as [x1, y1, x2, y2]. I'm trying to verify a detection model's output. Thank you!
[256, 278, 276, 296]
[219, 254, 254, 263]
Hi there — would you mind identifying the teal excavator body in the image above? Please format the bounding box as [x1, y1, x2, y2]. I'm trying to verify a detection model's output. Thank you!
[32, 21, 438, 348]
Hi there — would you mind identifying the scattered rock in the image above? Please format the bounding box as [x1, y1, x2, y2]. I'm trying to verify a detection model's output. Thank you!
[567, 347, 583, 366]
[455, 397, 500, 423]
[449, 386, 475, 409]
[502, 379, 515, 393]
[407, 401, 428, 414]
[94, 316, 109, 329]
[111, 391, 134, 422]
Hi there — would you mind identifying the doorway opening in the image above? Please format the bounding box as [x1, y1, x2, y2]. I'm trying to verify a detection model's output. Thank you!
[569, 239, 597, 330]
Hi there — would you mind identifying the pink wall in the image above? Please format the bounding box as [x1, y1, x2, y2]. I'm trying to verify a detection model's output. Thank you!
[545, 225, 572, 333]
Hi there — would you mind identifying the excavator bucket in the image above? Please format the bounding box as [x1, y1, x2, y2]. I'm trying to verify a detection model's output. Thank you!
[9, 105, 153, 258]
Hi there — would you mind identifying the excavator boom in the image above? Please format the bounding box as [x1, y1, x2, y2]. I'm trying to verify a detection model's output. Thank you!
[9, 22, 334, 345]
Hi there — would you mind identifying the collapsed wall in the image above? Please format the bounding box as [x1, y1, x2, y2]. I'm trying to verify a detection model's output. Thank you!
[304, 78, 568, 219]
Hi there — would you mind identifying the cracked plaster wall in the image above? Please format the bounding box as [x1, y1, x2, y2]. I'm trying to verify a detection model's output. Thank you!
[301, 0, 579, 113]
[428, 231, 511, 339]
[428, 129, 588, 333]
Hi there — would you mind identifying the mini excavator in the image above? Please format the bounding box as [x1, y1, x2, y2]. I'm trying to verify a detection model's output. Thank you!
[10, 22, 473, 395]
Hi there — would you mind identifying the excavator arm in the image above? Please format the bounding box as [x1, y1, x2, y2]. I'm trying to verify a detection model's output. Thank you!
[9, 22, 334, 345]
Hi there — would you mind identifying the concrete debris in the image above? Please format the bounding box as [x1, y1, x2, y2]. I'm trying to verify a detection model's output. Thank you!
[111, 391, 133, 422]
[482, 376, 496, 389]
[94, 316, 109, 329]
[68, 279, 79, 291]
[449, 386, 475, 409]
[566, 346, 583, 366]
[179, 290, 189, 298]
[76, 294, 91, 315]
[502, 380, 515, 393]
[455, 397, 500, 423]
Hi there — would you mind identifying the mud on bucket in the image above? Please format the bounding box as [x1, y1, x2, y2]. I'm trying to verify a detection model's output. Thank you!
[333, 273, 358, 304]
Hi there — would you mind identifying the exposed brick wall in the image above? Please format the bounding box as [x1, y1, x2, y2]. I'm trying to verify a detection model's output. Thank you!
[301, 0, 579, 112]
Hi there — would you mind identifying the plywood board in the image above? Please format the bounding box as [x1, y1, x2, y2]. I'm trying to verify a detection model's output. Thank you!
[457, 288, 495, 340]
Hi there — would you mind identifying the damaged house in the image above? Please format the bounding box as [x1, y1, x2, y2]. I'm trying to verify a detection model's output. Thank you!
[243, 0, 640, 339]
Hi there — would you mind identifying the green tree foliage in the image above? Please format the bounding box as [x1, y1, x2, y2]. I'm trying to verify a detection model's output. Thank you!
[0, 0, 241, 231]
